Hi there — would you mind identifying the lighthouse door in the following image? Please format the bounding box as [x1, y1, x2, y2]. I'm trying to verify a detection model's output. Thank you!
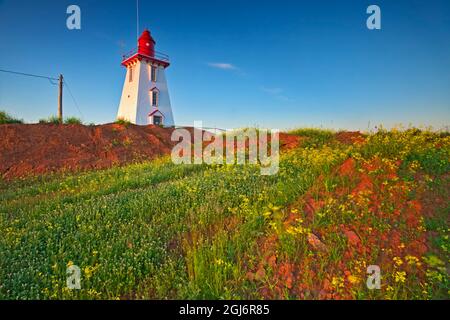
[153, 115, 162, 125]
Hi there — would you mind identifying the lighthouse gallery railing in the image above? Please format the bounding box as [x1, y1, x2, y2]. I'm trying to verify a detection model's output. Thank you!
[122, 48, 170, 63]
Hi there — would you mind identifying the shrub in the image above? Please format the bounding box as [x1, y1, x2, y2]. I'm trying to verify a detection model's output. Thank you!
[111, 139, 121, 147]
[115, 118, 131, 126]
[0, 111, 23, 124]
[39, 116, 61, 124]
[64, 117, 83, 125]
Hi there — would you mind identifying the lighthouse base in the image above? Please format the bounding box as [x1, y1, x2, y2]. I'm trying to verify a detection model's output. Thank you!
[117, 57, 174, 126]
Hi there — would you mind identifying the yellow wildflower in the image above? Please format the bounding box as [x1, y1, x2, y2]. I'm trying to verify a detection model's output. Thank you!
[394, 271, 406, 283]
[331, 276, 345, 289]
[347, 275, 360, 285]
[405, 255, 421, 267]
[393, 257, 403, 267]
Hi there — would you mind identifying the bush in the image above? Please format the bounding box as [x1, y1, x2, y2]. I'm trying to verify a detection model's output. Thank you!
[64, 117, 83, 125]
[115, 118, 131, 126]
[0, 111, 23, 124]
[39, 116, 61, 124]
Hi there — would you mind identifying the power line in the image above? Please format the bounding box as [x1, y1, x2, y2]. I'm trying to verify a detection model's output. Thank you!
[1, 68, 84, 121]
[63, 79, 84, 120]
[0, 68, 58, 82]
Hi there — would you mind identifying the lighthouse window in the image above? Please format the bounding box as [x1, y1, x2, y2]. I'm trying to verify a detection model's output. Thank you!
[153, 115, 162, 125]
[129, 66, 133, 82]
[151, 90, 158, 106]
[151, 65, 157, 82]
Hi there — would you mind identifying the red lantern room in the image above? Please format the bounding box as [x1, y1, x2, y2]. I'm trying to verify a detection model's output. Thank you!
[121, 28, 169, 68]
[138, 29, 155, 57]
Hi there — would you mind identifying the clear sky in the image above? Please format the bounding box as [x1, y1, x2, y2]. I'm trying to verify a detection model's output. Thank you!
[0, 0, 449, 130]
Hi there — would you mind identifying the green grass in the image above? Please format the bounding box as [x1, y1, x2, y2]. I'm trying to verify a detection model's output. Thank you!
[39, 116, 61, 124]
[288, 128, 335, 147]
[0, 128, 448, 300]
[115, 118, 132, 126]
[0, 111, 23, 124]
[64, 117, 83, 125]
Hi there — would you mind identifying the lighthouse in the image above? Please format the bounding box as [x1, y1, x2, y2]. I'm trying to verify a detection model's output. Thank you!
[117, 29, 174, 126]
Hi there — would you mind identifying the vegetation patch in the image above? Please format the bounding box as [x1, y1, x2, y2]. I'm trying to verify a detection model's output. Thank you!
[0, 128, 448, 300]
[0, 111, 23, 124]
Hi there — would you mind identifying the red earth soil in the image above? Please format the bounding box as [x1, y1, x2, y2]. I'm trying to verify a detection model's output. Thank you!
[0, 124, 301, 180]
[279, 133, 302, 150]
[335, 131, 366, 145]
[0, 123, 179, 179]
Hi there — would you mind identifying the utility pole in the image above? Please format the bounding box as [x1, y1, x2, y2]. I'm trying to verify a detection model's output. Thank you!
[58, 74, 63, 123]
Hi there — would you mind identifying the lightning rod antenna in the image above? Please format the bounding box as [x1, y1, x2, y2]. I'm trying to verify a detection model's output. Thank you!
[136, 0, 139, 44]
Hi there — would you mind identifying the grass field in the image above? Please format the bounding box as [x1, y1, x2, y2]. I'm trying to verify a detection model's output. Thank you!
[0, 128, 448, 300]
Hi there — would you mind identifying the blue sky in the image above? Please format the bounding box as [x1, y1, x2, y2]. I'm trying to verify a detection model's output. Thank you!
[0, 0, 449, 130]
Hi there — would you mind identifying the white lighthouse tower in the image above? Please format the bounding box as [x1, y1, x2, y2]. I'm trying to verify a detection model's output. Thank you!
[117, 29, 174, 126]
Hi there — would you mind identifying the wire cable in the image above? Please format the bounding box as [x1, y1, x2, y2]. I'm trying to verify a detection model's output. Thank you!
[0, 68, 58, 81]
[0, 68, 85, 121]
[63, 79, 84, 120]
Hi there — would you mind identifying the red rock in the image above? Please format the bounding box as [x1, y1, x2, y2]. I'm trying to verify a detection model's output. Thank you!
[344, 230, 360, 246]
[307, 233, 327, 251]
[339, 158, 355, 176]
